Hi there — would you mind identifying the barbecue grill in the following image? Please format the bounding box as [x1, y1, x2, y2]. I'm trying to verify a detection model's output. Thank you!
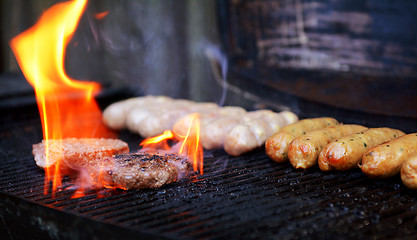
[1, 88, 417, 240]
[2, 0, 417, 239]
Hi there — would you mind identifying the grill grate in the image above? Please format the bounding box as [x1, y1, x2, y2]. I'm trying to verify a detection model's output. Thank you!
[1, 108, 417, 239]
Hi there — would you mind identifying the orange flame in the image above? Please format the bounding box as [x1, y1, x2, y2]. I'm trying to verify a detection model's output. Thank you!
[140, 113, 204, 174]
[178, 114, 203, 173]
[9, 0, 113, 195]
[140, 130, 175, 150]
[94, 11, 109, 20]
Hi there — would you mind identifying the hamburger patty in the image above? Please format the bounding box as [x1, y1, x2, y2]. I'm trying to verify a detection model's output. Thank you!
[33, 138, 129, 173]
[33, 138, 189, 189]
[107, 153, 190, 189]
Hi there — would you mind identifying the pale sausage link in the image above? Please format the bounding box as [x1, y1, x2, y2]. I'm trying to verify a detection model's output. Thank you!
[102, 96, 172, 130]
[224, 111, 298, 156]
[172, 106, 245, 138]
[201, 116, 243, 150]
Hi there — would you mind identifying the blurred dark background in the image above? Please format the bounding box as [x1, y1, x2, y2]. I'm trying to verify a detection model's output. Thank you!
[0, 0, 224, 104]
[1, 0, 417, 124]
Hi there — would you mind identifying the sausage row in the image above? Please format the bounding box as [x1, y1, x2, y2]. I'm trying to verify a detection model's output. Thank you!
[265, 117, 417, 189]
[102, 96, 298, 156]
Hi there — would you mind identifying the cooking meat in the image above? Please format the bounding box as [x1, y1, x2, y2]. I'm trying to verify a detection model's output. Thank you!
[224, 110, 298, 156]
[125, 99, 218, 138]
[32, 138, 129, 173]
[33, 138, 190, 189]
[223, 118, 270, 156]
[103, 96, 172, 130]
[401, 155, 417, 189]
[265, 117, 339, 163]
[103, 96, 219, 138]
[172, 106, 246, 137]
[198, 109, 297, 152]
[288, 124, 367, 169]
[318, 128, 405, 171]
[106, 153, 190, 189]
[201, 116, 243, 150]
[361, 133, 417, 178]
[104, 96, 298, 156]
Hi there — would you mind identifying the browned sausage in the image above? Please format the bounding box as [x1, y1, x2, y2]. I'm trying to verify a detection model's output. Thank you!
[401, 155, 417, 189]
[288, 124, 367, 169]
[265, 117, 339, 163]
[360, 133, 417, 178]
[318, 128, 405, 171]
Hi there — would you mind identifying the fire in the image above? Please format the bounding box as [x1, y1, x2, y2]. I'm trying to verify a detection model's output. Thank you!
[9, 0, 113, 195]
[140, 113, 204, 174]
[140, 130, 175, 150]
[94, 11, 109, 20]
[9, 0, 204, 196]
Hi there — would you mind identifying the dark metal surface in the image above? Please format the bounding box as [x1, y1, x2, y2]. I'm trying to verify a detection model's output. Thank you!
[1, 103, 417, 240]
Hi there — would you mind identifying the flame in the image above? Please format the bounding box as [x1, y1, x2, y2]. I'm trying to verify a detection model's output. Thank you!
[9, 0, 113, 195]
[140, 113, 204, 174]
[178, 114, 203, 173]
[140, 130, 175, 151]
[94, 11, 109, 20]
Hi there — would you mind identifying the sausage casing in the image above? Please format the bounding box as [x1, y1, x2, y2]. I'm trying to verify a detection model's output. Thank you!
[103, 96, 171, 130]
[318, 128, 405, 171]
[401, 155, 417, 189]
[224, 111, 297, 156]
[361, 133, 417, 178]
[288, 124, 367, 169]
[265, 117, 339, 163]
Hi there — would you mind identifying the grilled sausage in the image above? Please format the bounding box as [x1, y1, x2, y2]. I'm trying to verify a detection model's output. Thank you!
[224, 118, 270, 156]
[265, 117, 339, 163]
[318, 128, 405, 171]
[103, 96, 172, 130]
[173, 106, 246, 138]
[201, 116, 243, 150]
[401, 155, 417, 189]
[288, 124, 367, 169]
[361, 133, 417, 178]
[224, 111, 298, 156]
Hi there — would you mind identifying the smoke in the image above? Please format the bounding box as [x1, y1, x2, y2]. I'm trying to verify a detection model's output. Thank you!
[65, 1, 189, 98]
[201, 41, 229, 106]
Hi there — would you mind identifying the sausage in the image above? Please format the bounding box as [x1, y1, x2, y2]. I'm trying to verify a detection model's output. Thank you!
[401, 155, 417, 189]
[318, 128, 405, 171]
[265, 117, 339, 163]
[361, 133, 417, 178]
[135, 101, 218, 138]
[201, 116, 243, 150]
[172, 106, 245, 138]
[246, 110, 298, 135]
[288, 124, 367, 169]
[224, 118, 269, 156]
[224, 111, 298, 156]
[103, 96, 172, 130]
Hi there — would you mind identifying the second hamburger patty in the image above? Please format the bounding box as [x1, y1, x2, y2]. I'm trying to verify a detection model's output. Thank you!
[107, 153, 190, 189]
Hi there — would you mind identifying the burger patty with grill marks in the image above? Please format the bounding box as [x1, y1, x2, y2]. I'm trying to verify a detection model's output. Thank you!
[106, 153, 190, 189]
[33, 138, 190, 189]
